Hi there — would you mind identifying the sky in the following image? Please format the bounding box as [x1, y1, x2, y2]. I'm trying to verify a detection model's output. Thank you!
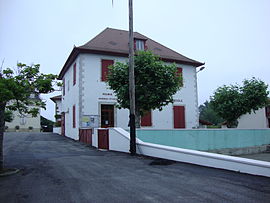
[1, 0, 270, 121]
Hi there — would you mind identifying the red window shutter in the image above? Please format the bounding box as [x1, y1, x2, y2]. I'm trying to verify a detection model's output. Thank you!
[177, 67, 183, 86]
[73, 63, 76, 85]
[173, 106, 185, 128]
[101, 60, 114, 81]
[73, 105, 76, 128]
[141, 111, 152, 126]
[63, 78, 65, 96]
[134, 40, 136, 51]
[144, 41, 147, 50]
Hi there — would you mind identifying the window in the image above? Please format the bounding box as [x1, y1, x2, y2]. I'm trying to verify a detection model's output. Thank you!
[73, 105, 76, 128]
[101, 59, 114, 81]
[63, 78, 65, 96]
[67, 80, 70, 91]
[141, 111, 152, 127]
[73, 63, 76, 86]
[135, 39, 145, 51]
[20, 116, 26, 125]
[176, 67, 183, 86]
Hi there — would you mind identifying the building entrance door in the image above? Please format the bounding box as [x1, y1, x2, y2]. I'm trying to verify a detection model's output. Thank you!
[101, 104, 114, 128]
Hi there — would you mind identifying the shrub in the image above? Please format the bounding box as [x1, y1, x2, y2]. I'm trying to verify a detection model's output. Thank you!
[15, 125, 20, 130]
[28, 126, 33, 130]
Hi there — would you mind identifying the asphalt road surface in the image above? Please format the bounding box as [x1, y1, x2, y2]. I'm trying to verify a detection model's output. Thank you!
[1, 132, 270, 203]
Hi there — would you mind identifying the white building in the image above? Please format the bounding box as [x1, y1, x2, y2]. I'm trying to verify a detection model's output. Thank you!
[50, 95, 62, 126]
[58, 28, 204, 140]
[237, 106, 270, 129]
[5, 95, 41, 132]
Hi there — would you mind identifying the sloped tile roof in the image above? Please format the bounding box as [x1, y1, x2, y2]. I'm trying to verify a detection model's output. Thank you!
[50, 95, 62, 102]
[59, 28, 204, 79]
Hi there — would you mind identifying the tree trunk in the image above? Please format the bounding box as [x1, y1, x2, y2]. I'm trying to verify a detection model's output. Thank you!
[226, 120, 238, 128]
[0, 103, 6, 171]
[135, 108, 141, 128]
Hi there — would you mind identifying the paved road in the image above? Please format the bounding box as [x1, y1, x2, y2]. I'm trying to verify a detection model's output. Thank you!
[1, 132, 270, 203]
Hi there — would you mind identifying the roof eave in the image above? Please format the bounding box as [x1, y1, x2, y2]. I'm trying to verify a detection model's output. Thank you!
[161, 57, 204, 67]
[58, 48, 80, 79]
[58, 48, 204, 79]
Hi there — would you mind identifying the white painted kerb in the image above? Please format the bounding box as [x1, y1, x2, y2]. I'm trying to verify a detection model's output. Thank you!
[108, 128, 270, 177]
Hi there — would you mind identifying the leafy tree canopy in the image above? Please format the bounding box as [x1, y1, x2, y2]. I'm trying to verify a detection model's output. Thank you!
[210, 77, 269, 127]
[4, 110, 13, 123]
[0, 63, 58, 116]
[107, 51, 181, 126]
[199, 100, 224, 125]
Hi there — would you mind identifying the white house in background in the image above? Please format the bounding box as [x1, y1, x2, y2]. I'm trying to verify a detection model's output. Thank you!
[5, 95, 41, 132]
[58, 28, 204, 140]
[237, 106, 270, 129]
[50, 95, 62, 125]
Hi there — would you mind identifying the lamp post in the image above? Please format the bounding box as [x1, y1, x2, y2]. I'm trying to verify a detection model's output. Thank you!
[128, 0, 136, 155]
[195, 65, 205, 128]
[196, 66, 205, 73]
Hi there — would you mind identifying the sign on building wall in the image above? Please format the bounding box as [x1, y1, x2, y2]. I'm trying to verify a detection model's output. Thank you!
[81, 115, 99, 128]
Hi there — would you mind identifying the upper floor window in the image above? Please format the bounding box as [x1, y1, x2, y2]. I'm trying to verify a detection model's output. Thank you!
[176, 67, 183, 87]
[73, 63, 76, 86]
[101, 59, 114, 81]
[73, 105, 76, 128]
[63, 78, 65, 96]
[135, 39, 145, 51]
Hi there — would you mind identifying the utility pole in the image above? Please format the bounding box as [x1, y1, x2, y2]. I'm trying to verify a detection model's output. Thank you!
[128, 0, 136, 155]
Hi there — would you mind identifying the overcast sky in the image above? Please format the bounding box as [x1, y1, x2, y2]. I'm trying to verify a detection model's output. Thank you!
[1, 0, 270, 121]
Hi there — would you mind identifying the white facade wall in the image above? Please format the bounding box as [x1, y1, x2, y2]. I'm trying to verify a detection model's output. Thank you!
[78, 53, 198, 130]
[61, 57, 80, 139]
[152, 62, 198, 129]
[238, 108, 268, 129]
[80, 54, 130, 129]
[61, 52, 199, 140]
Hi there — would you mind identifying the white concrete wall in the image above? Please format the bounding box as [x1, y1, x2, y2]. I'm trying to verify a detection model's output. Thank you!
[53, 127, 61, 134]
[61, 56, 80, 140]
[238, 108, 268, 129]
[106, 128, 270, 178]
[79, 53, 198, 130]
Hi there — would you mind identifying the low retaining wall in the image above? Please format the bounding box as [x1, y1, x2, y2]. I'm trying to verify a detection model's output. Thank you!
[136, 129, 270, 153]
[104, 128, 270, 178]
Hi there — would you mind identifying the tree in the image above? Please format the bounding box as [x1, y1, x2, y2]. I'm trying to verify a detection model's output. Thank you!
[0, 63, 58, 171]
[41, 116, 54, 132]
[107, 51, 181, 127]
[199, 100, 224, 125]
[210, 78, 269, 128]
[4, 110, 14, 123]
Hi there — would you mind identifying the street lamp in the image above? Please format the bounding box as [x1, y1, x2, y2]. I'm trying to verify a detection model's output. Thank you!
[196, 66, 205, 73]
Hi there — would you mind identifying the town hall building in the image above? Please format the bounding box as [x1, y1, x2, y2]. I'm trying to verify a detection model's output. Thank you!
[58, 28, 204, 140]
